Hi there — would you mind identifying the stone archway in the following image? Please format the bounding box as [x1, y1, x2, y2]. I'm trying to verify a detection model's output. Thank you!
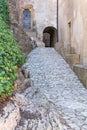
[23, 9, 31, 29]
[43, 26, 57, 47]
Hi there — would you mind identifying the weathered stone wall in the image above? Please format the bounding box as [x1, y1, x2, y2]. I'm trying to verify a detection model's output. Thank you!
[18, 0, 57, 40]
[58, 0, 87, 65]
[34, 0, 57, 39]
[7, 0, 57, 53]
[12, 25, 36, 55]
[7, 0, 19, 24]
[7, 0, 36, 55]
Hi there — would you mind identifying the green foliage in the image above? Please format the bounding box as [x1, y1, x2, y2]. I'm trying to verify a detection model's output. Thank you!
[0, 0, 10, 24]
[0, 17, 25, 96]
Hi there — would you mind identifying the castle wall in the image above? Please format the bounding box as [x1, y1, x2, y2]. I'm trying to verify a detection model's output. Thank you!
[18, 0, 57, 39]
[59, 0, 87, 64]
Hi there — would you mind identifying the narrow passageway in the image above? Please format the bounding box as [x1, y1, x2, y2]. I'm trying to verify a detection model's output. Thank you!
[43, 27, 57, 47]
[16, 48, 87, 130]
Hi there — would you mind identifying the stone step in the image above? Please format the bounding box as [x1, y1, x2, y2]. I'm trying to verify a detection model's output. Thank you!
[65, 53, 80, 68]
[73, 64, 87, 88]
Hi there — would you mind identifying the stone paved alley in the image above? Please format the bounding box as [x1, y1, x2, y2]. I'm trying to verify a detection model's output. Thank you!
[16, 48, 87, 130]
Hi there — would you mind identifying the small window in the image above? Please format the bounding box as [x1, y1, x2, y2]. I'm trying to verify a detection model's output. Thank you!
[23, 9, 31, 29]
[68, 22, 71, 28]
[68, 21, 71, 43]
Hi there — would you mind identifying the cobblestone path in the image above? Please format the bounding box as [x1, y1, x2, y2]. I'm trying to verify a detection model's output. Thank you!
[16, 48, 87, 130]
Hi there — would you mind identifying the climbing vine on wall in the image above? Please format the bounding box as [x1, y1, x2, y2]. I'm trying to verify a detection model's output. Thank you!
[0, 0, 10, 24]
[0, 0, 25, 96]
[0, 17, 25, 96]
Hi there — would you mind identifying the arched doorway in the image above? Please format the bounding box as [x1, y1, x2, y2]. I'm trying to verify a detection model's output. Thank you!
[43, 26, 57, 47]
[23, 9, 31, 29]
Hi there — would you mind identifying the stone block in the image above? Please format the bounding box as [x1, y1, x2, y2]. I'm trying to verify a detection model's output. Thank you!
[0, 102, 20, 130]
[64, 46, 76, 54]
[54, 42, 65, 57]
[54, 42, 64, 51]
[15, 93, 29, 108]
[65, 54, 80, 68]
[73, 64, 87, 88]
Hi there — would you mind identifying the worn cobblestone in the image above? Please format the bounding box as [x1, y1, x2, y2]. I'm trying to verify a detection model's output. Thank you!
[16, 48, 87, 130]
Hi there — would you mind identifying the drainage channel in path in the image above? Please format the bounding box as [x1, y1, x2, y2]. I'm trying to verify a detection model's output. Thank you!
[16, 48, 87, 130]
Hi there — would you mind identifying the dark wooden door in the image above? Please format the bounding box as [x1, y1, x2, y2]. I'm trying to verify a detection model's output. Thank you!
[23, 9, 31, 29]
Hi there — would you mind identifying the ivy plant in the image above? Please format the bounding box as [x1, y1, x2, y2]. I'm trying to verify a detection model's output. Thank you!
[0, 17, 25, 96]
[0, 0, 10, 24]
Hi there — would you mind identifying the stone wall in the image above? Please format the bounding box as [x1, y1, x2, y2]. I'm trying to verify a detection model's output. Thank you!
[54, 42, 80, 68]
[7, 0, 19, 24]
[12, 24, 36, 55]
[73, 64, 87, 88]
[57, 0, 87, 88]
[34, 0, 57, 39]
[7, 0, 36, 55]
[58, 0, 87, 65]
[17, 0, 57, 40]
[7, 0, 57, 53]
